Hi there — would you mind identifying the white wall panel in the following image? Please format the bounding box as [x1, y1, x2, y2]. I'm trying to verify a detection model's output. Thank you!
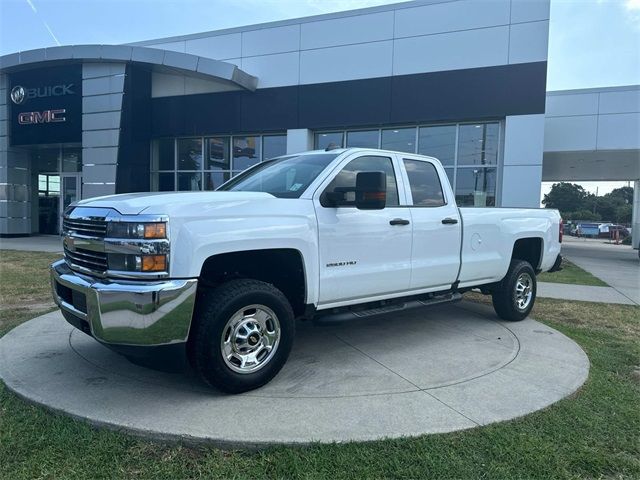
[510, 0, 550, 23]
[286, 129, 313, 154]
[393, 26, 509, 75]
[599, 89, 640, 114]
[597, 113, 640, 150]
[394, 0, 510, 38]
[300, 11, 394, 50]
[503, 114, 545, 165]
[146, 41, 185, 53]
[241, 52, 299, 88]
[152, 72, 242, 97]
[544, 116, 598, 151]
[300, 41, 392, 84]
[500, 165, 543, 207]
[151, 72, 185, 97]
[545, 93, 599, 117]
[242, 25, 300, 57]
[185, 34, 241, 60]
[508, 20, 548, 64]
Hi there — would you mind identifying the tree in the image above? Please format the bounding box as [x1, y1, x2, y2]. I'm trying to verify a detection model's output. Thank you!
[607, 186, 634, 205]
[542, 183, 590, 213]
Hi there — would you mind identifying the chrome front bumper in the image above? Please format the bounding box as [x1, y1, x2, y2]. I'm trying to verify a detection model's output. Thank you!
[51, 259, 198, 346]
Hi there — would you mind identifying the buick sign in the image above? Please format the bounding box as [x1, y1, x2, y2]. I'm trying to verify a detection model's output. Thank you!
[10, 83, 74, 104]
[10, 85, 25, 104]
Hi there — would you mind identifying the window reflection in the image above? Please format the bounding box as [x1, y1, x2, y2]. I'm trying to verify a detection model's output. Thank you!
[457, 123, 499, 166]
[455, 168, 497, 207]
[177, 138, 203, 170]
[418, 125, 456, 165]
[204, 171, 231, 190]
[314, 132, 343, 150]
[263, 135, 287, 160]
[381, 128, 415, 153]
[233, 136, 261, 170]
[346, 130, 378, 148]
[206, 137, 230, 170]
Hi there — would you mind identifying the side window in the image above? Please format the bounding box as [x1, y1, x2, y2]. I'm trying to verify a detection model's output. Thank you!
[323, 156, 399, 207]
[403, 159, 446, 207]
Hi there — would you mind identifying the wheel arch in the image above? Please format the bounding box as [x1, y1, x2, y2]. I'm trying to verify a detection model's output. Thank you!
[198, 248, 307, 317]
[511, 237, 544, 271]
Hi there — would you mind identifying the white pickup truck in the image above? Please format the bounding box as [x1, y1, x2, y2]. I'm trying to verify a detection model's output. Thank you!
[51, 148, 563, 392]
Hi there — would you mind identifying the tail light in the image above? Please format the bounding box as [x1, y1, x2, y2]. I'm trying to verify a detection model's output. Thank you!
[559, 218, 563, 244]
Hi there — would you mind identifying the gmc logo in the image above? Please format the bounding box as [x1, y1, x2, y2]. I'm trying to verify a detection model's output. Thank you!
[18, 109, 66, 125]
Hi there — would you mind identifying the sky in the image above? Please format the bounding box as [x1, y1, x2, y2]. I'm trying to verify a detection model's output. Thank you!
[0, 0, 638, 198]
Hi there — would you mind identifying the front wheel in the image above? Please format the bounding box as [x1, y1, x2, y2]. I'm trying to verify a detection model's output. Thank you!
[491, 260, 536, 321]
[188, 279, 295, 393]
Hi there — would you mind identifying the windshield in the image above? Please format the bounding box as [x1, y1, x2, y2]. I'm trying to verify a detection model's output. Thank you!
[217, 153, 339, 198]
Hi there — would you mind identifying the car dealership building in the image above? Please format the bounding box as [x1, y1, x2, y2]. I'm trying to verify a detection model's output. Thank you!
[1, 0, 638, 239]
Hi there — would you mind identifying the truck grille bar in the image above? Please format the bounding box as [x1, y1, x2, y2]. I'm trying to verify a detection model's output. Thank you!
[64, 246, 108, 273]
[63, 217, 107, 238]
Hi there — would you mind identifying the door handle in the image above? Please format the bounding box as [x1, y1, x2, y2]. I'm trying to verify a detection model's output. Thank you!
[390, 218, 410, 226]
[441, 218, 458, 225]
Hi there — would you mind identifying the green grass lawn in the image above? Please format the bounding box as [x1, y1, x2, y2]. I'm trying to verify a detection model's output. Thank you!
[538, 257, 608, 287]
[0, 250, 639, 479]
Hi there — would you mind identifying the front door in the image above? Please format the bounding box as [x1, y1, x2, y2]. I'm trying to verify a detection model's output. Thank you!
[314, 153, 412, 307]
[400, 157, 462, 290]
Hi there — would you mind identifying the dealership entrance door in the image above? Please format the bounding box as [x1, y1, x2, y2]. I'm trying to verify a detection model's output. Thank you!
[32, 146, 82, 235]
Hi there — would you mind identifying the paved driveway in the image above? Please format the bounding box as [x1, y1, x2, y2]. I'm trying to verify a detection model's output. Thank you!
[561, 236, 639, 305]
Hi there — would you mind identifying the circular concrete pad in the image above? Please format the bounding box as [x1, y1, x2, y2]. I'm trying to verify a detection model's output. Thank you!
[0, 301, 589, 446]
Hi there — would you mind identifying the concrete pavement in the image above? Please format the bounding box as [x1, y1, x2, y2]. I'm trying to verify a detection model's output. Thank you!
[560, 236, 639, 305]
[0, 301, 589, 447]
[0, 235, 62, 253]
[537, 282, 635, 305]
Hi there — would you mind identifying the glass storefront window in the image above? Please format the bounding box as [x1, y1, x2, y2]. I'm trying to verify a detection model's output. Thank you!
[233, 136, 261, 171]
[381, 127, 416, 153]
[263, 135, 287, 160]
[152, 172, 175, 192]
[444, 168, 454, 189]
[61, 148, 82, 172]
[152, 138, 175, 170]
[457, 123, 499, 166]
[455, 168, 497, 207]
[206, 137, 230, 170]
[346, 130, 379, 148]
[177, 172, 202, 191]
[177, 138, 203, 170]
[204, 171, 231, 190]
[418, 125, 456, 165]
[315, 132, 343, 150]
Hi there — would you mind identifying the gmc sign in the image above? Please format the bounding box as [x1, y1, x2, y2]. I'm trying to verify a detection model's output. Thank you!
[9, 65, 82, 146]
[18, 109, 66, 125]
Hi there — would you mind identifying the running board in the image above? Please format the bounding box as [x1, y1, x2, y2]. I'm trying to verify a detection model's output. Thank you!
[313, 292, 462, 324]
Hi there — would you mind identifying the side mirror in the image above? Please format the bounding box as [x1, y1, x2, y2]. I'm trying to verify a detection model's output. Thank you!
[355, 171, 386, 210]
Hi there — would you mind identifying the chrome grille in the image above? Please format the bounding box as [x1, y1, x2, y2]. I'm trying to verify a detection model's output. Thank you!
[64, 246, 108, 274]
[63, 217, 107, 238]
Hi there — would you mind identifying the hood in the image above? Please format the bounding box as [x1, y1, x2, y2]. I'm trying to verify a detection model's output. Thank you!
[73, 191, 276, 215]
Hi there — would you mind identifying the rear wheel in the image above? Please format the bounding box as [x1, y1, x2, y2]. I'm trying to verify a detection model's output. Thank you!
[491, 260, 536, 321]
[188, 279, 295, 393]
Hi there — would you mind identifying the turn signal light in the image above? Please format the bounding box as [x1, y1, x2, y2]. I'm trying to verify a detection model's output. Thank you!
[142, 255, 167, 272]
[144, 223, 166, 239]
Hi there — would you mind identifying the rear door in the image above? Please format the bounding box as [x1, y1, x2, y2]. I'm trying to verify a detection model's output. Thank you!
[400, 157, 462, 290]
[313, 152, 412, 306]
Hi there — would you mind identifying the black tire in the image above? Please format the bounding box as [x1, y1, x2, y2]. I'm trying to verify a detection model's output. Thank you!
[188, 279, 295, 393]
[491, 259, 536, 322]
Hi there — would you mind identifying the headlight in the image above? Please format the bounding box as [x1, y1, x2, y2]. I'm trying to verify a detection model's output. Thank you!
[106, 221, 168, 274]
[108, 253, 167, 272]
[107, 222, 167, 239]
